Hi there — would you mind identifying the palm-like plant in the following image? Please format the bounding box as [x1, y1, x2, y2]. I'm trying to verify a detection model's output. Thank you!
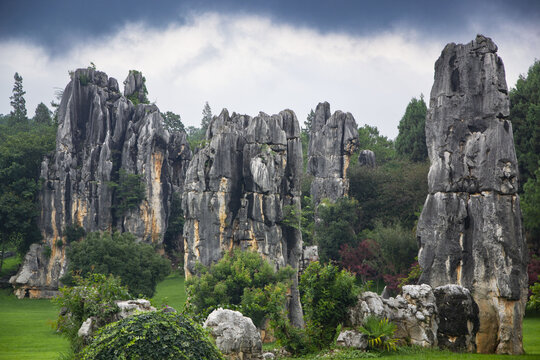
[358, 315, 398, 351]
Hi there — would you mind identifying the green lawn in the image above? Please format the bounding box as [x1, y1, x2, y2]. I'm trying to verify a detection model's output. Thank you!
[0, 273, 538, 360]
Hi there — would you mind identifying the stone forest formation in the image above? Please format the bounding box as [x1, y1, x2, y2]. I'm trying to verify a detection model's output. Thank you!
[9, 35, 528, 354]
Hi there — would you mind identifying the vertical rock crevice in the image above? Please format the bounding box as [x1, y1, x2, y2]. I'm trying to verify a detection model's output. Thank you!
[416, 35, 527, 354]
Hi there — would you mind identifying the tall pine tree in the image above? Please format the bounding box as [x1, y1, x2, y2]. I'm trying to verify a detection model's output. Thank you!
[395, 96, 428, 162]
[201, 101, 212, 132]
[9, 72, 27, 124]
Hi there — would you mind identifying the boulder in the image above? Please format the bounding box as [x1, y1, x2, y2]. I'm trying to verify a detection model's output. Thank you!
[358, 150, 376, 167]
[348, 284, 437, 347]
[10, 68, 192, 298]
[183, 109, 304, 327]
[434, 285, 479, 352]
[416, 35, 528, 354]
[336, 330, 368, 349]
[115, 299, 156, 319]
[300, 245, 319, 273]
[204, 308, 263, 360]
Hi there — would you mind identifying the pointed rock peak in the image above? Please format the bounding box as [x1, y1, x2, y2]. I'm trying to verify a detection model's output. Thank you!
[123, 70, 148, 104]
[472, 34, 498, 53]
[313, 101, 331, 132]
[72, 68, 109, 88]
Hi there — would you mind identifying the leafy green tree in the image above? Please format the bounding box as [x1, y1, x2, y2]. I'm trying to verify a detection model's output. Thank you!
[81, 311, 224, 360]
[299, 262, 358, 349]
[62, 232, 170, 297]
[186, 249, 294, 326]
[186, 125, 206, 151]
[9, 72, 27, 124]
[357, 124, 396, 164]
[201, 101, 213, 132]
[510, 60, 540, 186]
[162, 111, 185, 132]
[33, 102, 52, 125]
[315, 197, 362, 263]
[395, 96, 428, 162]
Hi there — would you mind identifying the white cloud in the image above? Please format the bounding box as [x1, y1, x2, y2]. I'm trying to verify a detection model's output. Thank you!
[0, 12, 538, 138]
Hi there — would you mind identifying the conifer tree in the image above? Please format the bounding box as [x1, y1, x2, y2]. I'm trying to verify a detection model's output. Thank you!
[9, 72, 27, 124]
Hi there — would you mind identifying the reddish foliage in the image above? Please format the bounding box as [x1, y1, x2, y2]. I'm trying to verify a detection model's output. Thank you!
[528, 252, 540, 296]
[339, 239, 381, 282]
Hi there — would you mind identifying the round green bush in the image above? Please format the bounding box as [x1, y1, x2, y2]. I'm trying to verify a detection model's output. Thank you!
[81, 310, 224, 360]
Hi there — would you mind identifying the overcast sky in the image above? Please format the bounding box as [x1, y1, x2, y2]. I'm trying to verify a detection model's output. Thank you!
[1, 0, 539, 138]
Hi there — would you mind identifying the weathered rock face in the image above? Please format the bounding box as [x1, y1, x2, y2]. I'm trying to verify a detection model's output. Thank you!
[10, 68, 191, 298]
[416, 35, 528, 354]
[204, 308, 263, 360]
[358, 150, 376, 167]
[348, 285, 438, 347]
[434, 285, 479, 352]
[307, 102, 358, 208]
[183, 109, 304, 327]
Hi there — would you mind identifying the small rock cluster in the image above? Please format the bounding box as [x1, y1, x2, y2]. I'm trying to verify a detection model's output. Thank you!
[341, 284, 478, 352]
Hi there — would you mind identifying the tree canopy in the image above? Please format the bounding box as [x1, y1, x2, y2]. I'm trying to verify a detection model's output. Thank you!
[395, 96, 428, 162]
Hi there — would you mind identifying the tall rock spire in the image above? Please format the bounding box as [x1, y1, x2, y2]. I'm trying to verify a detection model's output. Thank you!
[416, 35, 527, 354]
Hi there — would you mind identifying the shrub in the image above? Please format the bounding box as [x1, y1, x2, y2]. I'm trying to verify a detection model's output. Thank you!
[62, 232, 170, 297]
[299, 262, 359, 349]
[64, 223, 85, 244]
[53, 273, 131, 352]
[186, 249, 294, 326]
[108, 169, 146, 217]
[339, 239, 382, 283]
[528, 275, 540, 311]
[359, 315, 398, 351]
[80, 310, 224, 360]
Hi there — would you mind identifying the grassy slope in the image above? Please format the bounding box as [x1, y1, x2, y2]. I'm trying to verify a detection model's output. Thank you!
[0, 273, 538, 359]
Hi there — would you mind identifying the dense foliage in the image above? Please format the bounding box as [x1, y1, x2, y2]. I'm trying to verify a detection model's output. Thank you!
[186, 250, 294, 326]
[162, 111, 185, 132]
[108, 169, 146, 217]
[510, 60, 540, 186]
[356, 124, 396, 164]
[0, 97, 56, 268]
[53, 273, 131, 352]
[81, 310, 224, 360]
[395, 96, 428, 162]
[63, 232, 170, 297]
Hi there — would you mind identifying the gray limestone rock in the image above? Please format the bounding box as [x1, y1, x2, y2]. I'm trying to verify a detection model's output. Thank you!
[336, 330, 368, 349]
[348, 285, 438, 347]
[434, 285, 479, 352]
[204, 308, 263, 360]
[10, 68, 192, 298]
[417, 35, 527, 354]
[358, 150, 376, 167]
[307, 102, 358, 208]
[183, 109, 304, 327]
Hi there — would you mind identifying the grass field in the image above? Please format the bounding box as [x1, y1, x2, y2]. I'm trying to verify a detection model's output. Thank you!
[0, 273, 538, 359]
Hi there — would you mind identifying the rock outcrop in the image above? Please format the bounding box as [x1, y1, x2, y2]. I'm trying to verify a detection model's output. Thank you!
[358, 150, 376, 167]
[307, 102, 358, 208]
[10, 68, 191, 298]
[183, 109, 304, 327]
[204, 308, 263, 360]
[434, 285, 479, 352]
[348, 285, 438, 347]
[416, 35, 528, 354]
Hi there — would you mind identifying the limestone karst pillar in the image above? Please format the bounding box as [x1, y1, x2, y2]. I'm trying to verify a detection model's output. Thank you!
[416, 35, 528, 354]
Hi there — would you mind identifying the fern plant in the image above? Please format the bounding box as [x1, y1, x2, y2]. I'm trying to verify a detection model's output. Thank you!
[358, 315, 398, 351]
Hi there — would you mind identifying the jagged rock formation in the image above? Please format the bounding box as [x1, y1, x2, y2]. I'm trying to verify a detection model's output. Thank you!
[416, 35, 528, 354]
[10, 68, 191, 298]
[358, 150, 376, 167]
[307, 102, 358, 208]
[183, 109, 304, 327]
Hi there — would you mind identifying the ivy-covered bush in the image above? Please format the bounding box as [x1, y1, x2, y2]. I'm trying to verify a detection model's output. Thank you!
[185, 249, 294, 326]
[81, 310, 224, 360]
[62, 231, 170, 297]
[53, 273, 131, 352]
